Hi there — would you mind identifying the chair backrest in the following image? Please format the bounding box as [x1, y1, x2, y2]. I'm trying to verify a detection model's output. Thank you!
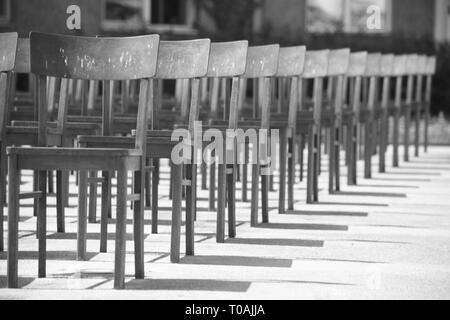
[243, 45, 280, 79]
[30, 32, 160, 149]
[392, 55, 407, 77]
[0, 32, 18, 137]
[0, 32, 18, 73]
[426, 56, 437, 75]
[276, 46, 306, 77]
[303, 50, 329, 79]
[380, 54, 394, 77]
[404, 54, 419, 76]
[417, 55, 428, 75]
[347, 52, 367, 77]
[206, 41, 248, 128]
[15, 38, 30, 74]
[207, 41, 248, 78]
[365, 53, 381, 77]
[328, 48, 350, 76]
[156, 39, 210, 79]
[30, 32, 159, 80]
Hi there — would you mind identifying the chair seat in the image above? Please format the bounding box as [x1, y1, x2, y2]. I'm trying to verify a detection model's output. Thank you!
[7, 146, 141, 157]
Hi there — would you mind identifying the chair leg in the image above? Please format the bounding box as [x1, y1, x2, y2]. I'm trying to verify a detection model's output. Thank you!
[100, 171, 111, 253]
[38, 170, 47, 278]
[227, 164, 236, 238]
[33, 171, 38, 217]
[364, 122, 372, 179]
[78, 171, 88, 261]
[56, 171, 65, 233]
[113, 169, 127, 290]
[306, 131, 314, 204]
[133, 170, 144, 279]
[216, 164, 226, 243]
[170, 163, 182, 263]
[209, 162, 216, 210]
[185, 163, 196, 256]
[169, 161, 173, 200]
[261, 171, 269, 223]
[7, 154, 19, 288]
[299, 134, 305, 182]
[88, 171, 98, 223]
[278, 128, 287, 214]
[335, 127, 341, 192]
[415, 104, 420, 157]
[48, 171, 54, 194]
[250, 163, 259, 227]
[287, 137, 295, 211]
[0, 143, 6, 252]
[62, 170, 70, 207]
[201, 162, 207, 190]
[393, 111, 400, 167]
[242, 145, 248, 202]
[151, 159, 159, 234]
[404, 107, 411, 162]
[328, 125, 335, 194]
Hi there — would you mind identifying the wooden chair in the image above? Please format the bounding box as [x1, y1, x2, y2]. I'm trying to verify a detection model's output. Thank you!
[275, 46, 306, 213]
[412, 55, 428, 158]
[7, 32, 160, 289]
[326, 49, 350, 193]
[203, 41, 249, 243]
[345, 52, 367, 185]
[391, 55, 407, 168]
[0, 32, 18, 253]
[78, 39, 211, 262]
[361, 53, 381, 179]
[424, 56, 437, 153]
[303, 50, 329, 203]
[378, 54, 395, 173]
[403, 54, 419, 163]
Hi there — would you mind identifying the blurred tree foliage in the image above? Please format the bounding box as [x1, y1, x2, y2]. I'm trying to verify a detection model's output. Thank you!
[197, 0, 260, 41]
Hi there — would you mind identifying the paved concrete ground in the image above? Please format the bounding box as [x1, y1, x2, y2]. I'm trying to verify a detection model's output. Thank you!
[0, 146, 449, 300]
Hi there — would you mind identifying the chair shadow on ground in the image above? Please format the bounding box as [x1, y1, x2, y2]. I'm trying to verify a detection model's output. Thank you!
[47, 232, 133, 241]
[386, 171, 441, 176]
[370, 177, 431, 182]
[125, 278, 251, 292]
[334, 191, 407, 198]
[180, 255, 293, 268]
[256, 222, 348, 231]
[301, 257, 386, 264]
[285, 210, 368, 217]
[356, 184, 419, 189]
[318, 201, 389, 207]
[225, 237, 324, 247]
[0, 250, 99, 261]
[0, 276, 35, 289]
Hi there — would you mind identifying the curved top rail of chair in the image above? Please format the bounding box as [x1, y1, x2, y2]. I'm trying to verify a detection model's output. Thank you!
[242, 44, 280, 79]
[426, 56, 437, 75]
[276, 45, 306, 77]
[207, 40, 248, 78]
[404, 54, 419, 75]
[15, 38, 30, 74]
[30, 32, 160, 80]
[380, 54, 394, 77]
[416, 55, 428, 75]
[347, 51, 367, 76]
[328, 48, 350, 76]
[392, 55, 407, 76]
[365, 53, 381, 77]
[156, 39, 211, 79]
[303, 50, 329, 79]
[0, 32, 18, 72]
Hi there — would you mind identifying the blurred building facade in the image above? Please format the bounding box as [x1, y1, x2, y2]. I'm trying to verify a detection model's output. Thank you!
[0, 0, 447, 42]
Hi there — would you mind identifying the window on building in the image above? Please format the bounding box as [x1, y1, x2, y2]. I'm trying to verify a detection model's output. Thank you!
[307, 0, 392, 33]
[103, 0, 193, 31]
[0, 0, 11, 24]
